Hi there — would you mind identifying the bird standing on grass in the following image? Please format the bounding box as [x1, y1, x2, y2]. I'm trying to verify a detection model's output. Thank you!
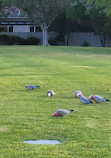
[25, 84, 40, 90]
[89, 95, 110, 103]
[47, 90, 56, 97]
[78, 95, 93, 104]
[74, 90, 83, 98]
[52, 109, 76, 117]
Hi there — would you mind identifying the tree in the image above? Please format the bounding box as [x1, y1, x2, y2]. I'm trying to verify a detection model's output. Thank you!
[13, 0, 70, 45]
[0, 0, 11, 17]
[88, 7, 111, 47]
[88, 0, 111, 15]
[66, 1, 91, 27]
[50, 12, 75, 46]
[67, 0, 111, 47]
[86, 0, 111, 47]
[66, 1, 94, 44]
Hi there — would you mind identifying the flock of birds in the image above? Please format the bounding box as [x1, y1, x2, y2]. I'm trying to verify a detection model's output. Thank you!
[25, 84, 110, 117]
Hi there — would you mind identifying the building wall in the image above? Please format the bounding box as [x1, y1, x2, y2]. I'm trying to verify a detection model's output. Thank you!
[65, 32, 111, 47]
[13, 25, 30, 32]
[65, 32, 101, 47]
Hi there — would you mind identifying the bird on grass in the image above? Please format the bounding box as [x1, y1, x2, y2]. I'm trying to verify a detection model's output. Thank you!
[25, 84, 40, 90]
[47, 90, 56, 97]
[89, 95, 110, 103]
[52, 109, 76, 117]
[78, 95, 93, 104]
[74, 90, 83, 98]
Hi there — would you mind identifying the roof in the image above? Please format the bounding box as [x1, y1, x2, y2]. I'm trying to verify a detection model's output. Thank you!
[0, 17, 32, 25]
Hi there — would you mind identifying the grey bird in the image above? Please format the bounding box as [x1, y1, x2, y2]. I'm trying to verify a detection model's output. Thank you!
[78, 95, 93, 104]
[52, 109, 76, 117]
[47, 90, 56, 97]
[89, 95, 110, 103]
[25, 84, 40, 90]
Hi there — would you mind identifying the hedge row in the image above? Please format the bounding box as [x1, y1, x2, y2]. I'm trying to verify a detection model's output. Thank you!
[0, 34, 41, 45]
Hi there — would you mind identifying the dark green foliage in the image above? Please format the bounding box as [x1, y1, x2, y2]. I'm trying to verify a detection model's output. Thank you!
[94, 0, 111, 15]
[49, 33, 66, 46]
[48, 38, 58, 46]
[9, 35, 27, 45]
[0, 34, 9, 43]
[0, 34, 41, 45]
[27, 36, 40, 45]
[66, 2, 93, 32]
[88, 6, 111, 47]
[0, 0, 9, 17]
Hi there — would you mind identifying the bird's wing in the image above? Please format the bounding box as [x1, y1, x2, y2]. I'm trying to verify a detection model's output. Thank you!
[33, 85, 38, 88]
[28, 85, 33, 89]
[52, 112, 61, 117]
[51, 90, 55, 95]
[94, 95, 105, 102]
[56, 109, 69, 116]
[35, 85, 40, 88]
[80, 97, 92, 104]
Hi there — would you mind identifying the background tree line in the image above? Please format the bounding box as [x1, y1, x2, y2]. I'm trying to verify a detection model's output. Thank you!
[0, 0, 111, 47]
[50, 0, 111, 47]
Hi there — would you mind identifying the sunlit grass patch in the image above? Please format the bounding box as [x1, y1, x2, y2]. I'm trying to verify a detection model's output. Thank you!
[0, 127, 9, 133]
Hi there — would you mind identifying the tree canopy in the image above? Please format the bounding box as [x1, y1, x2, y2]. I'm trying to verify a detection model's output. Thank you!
[88, 0, 111, 15]
[66, 0, 111, 47]
[12, 0, 70, 45]
[0, 0, 11, 17]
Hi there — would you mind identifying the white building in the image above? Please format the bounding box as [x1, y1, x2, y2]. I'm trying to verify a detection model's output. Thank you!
[0, 17, 41, 33]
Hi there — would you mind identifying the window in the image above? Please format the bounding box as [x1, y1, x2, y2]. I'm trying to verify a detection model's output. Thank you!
[30, 26, 34, 32]
[9, 26, 13, 32]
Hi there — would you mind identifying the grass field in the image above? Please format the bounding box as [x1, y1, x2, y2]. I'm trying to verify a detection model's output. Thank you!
[0, 46, 111, 158]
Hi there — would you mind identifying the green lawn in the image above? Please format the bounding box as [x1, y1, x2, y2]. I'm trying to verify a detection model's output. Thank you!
[0, 46, 111, 158]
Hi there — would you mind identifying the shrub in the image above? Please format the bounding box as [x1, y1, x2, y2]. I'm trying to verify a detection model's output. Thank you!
[48, 38, 58, 45]
[0, 34, 10, 44]
[0, 34, 27, 45]
[9, 35, 27, 45]
[0, 34, 41, 45]
[27, 36, 41, 45]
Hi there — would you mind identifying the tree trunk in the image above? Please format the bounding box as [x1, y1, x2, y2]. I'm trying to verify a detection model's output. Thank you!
[99, 34, 106, 47]
[66, 26, 70, 46]
[40, 24, 49, 46]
